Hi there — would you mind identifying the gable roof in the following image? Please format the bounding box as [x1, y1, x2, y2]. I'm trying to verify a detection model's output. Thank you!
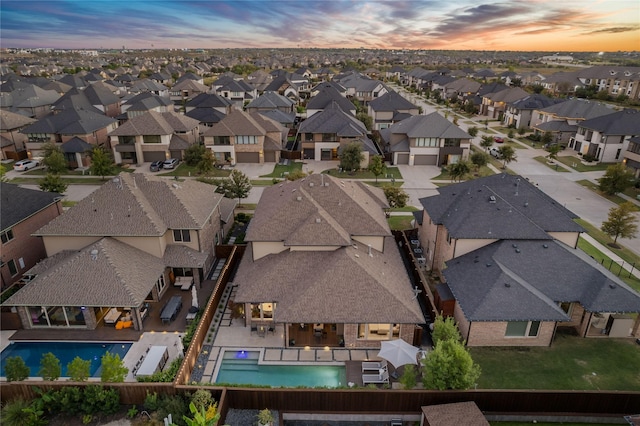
[508, 94, 562, 110]
[22, 108, 116, 135]
[246, 91, 295, 109]
[1, 183, 60, 231]
[537, 98, 616, 120]
[0, 109, 35, 130]
[578, 109, 640, 135]
[298, 101, 366, 136]
[109, 111, 197, 136]
[388, 112, 471, 139]
[306, 86, 354, 113]
[185, 93, 233, 109]
[202, 108, 282, 137]
[485, 87, 529, 103]
[368, 91, 417, 111]
[35, 172, 224, 237]
[419, 174, 584, 239]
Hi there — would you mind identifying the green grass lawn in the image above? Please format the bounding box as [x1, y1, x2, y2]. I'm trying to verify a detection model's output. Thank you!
[554, 156, 611, 172]
[159, 163, 230, 178]
[365, 181, 403, 188]
[470, 332, 640, 391]
[387, 215, 414, 230]
[323, 167, 402, 180]
[577, 237, 640, 292]
[575, 218, 640, 274]
[9, 177, 108, 185]
[432, 166, 496, 181]
[250, 179, 278, 186]
[24, 165, 133, 176]
[259, 161, 303, 178]
[533, 156, 570, 172]
[575, 180, 640, 209]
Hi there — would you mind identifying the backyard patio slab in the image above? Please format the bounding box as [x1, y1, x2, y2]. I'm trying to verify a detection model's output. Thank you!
[349, 350, 369, 360]
[333, 350, 352, 361]
[282, 349, 299, 361]
[264, 348, 282, 361]
[299, 349, 316, 361]
[316, 349, 333, 362]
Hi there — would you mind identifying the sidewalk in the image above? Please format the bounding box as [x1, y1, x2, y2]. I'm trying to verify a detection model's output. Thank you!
[580, 234, 640, 280]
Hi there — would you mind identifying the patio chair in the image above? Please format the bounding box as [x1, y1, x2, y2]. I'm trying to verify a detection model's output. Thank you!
[361, 359, 387, 372]
[362, 369, 389, 385]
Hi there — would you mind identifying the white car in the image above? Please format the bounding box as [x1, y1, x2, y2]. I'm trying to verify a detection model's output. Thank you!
[489, 147, 502, 159]
[13, 159, 40, 171]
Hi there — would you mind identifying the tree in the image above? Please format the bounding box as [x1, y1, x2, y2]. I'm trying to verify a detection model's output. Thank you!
[498, 145, 517, 169]
[184, 143, 206, 166]
[467, 126, 478, 137]
[541, 131, 553, 146]
[100, 352, 127, 383]
[479, 135, 493, 152]
[368, 155, 386, 183]
[398, 364, 417, 389]
[39, 173, 67, 194]
[598, 163, 635, 195]
[89, 146, 114, 180]
[356, 112, 373, 131]
[382, 185, 409, 208]
[0, 164, 7, 182]
[421, 339, 481, 390]
[470, 152, 488, 172]
[67, 356, 91, 382]
[447, 160, 470, 182]
[286, 169, 308, 181]
[545, 143, 562, 163]
[196, 149, 215, 176]
[38, 352, 61, 381]
[216, 169, 252, 205]
[339, 142, 364, 173]
[42, 143, 67, 174]
[4, 356, 30, 382]
[601, 202, 638, 245]
[431, 314, 462, 345]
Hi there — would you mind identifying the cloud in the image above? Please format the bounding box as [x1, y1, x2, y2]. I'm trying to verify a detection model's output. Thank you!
[584, 26, 640, 34]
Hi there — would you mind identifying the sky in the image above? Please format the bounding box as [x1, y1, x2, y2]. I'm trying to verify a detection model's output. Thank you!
[1, 0, 639, 51]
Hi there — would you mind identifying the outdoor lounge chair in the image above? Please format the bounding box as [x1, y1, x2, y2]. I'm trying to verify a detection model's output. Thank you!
[362, 369, 389, 385]
[361, 359, 387, 372]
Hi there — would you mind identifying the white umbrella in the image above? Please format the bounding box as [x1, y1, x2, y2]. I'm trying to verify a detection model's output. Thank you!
[377, 339, 419, 369]
[191, 285, 198, 308]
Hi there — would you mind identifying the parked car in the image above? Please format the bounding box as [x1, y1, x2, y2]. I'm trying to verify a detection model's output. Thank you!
[13, 159, 40, 171]
[493, 137, 504, 143]
[150, 161, 164, 172]
[489, 147, 503, 159]
[163, 158, 179, 169]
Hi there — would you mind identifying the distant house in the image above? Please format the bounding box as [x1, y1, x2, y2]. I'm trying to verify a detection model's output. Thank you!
[571, 109, 640, 163]
[501, 94, 561, 129]
[3, 173, 236, 331]
[306, 84, 355, 117]
[367, 91, 419, 130]
[52, 82, 121, 117]
[441, 78, 481, 102]
[245, 91, 295, 114]
[1, 85, 60, 119]
[576, 66, 640, 100]
[624, 135, 640, 178]
[0, 183, 63, 290]
[0, 110, 34, 161]
[232, 174, 424, 349]
[202, 108, 286, 164]
[479, 87, 529, 120]
[379, 113, 471, 166]
[120, 92, 174, 121]
[212, 76, 258, 108]
[169, 79, 209, 104]
[418, 174, 640, 346]
[109, 111, 200, 164]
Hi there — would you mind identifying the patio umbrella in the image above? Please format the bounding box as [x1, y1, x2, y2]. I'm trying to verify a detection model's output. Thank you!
[377, 339, 419, 369]
[191, 285, 198, 308]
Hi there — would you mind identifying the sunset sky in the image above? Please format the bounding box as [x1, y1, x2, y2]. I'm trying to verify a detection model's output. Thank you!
[1, 0, 639, 51]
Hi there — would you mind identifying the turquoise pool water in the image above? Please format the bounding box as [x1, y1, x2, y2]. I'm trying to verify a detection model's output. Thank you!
[0, 341, 132, 377]
[215, 350, 346, 387]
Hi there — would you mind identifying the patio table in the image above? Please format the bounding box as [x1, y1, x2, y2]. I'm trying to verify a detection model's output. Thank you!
[161, 295, 183, 324]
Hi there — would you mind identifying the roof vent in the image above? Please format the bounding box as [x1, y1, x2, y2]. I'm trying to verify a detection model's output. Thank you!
[512, 244, 518, 248]
[309, 182, 314, 187]
[368, 244, 373, 257]
[315, 218, 321, 223]
[486, 263, 492, 267]
[324, 182, 329, 187]
[609, 284, 616, 289]
[543, 244, 549, 248]
[296, 196, 302, 201]
[504, 283, 511, 288]
[90, 249, 99, 260]
[489, 195, 496, 203]
[515, 248, 521, 253]
[524, 202, 529, 207]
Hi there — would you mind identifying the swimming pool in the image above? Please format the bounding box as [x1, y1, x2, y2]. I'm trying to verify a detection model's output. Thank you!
[215, 350, 346, 388]
[0, 341, 132, 378]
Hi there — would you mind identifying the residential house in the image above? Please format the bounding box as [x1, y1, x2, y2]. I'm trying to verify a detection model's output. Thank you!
[306, 85, 355, 117]
[577, 66, 640, 100]
[0, 110, 34, 160]
[52, 82, 121, 118]
[245, 91, 295, 114]
[418, 174, 640, 346]
[571, 109, 640, 163]
[386, 66, 406, 81]
[479, 87, 529, 120]
[539, 71, 583, 96]
[232, 174, 425, 348]
[263, 73, 310, 102]
[623, 135, 640, 178]
[3, 173, 236, 331]
[296, 101, 374, 163]
[530, 99, 616, 146]
[129, 79, 170, 98]
[170, 79, 209, 105]
[22, 108, 117, 162]
[367, 91, 419, 130]
[441, 78, 481, 102]
[212, 76, 258, 108]
[202, 108, 286, 164]
[184, 93, 232, 128]
[379, 112, 471, 166]
[0, 183, 63, 290]
[0, 85, 60, 119]
[109, 111, 200, 164]
[120, 92, 174, 121]
[246, 70, 273, 92]
[501, 94, 562, 129]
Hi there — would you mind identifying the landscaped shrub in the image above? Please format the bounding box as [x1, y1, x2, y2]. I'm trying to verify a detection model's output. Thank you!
[143, 391, 160, 411]
[583, 154, 597, 162]
[38, 352, 61, 381]
[0, 398, 31, 426]
[55, 386, 83, 415]
[100, 352, 127, 382]
[66, 356, 91, 381]
[189, 389, 214, 411]
[155, 393, 188, 425]
[136, 356, 183, 383]
[399, 364, 417, 389]
[80, 385, 120, 415]
[431, 314, 461, 345]
[4, 356, 29, 381]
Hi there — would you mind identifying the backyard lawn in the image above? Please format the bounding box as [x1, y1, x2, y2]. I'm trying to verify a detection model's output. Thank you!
[471, 331, 640, 391]
[387, 215, 414, 230]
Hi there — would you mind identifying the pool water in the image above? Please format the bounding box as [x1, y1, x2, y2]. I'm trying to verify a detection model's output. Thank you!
[215, 350, 346, 388]
[0, 341, 132, 378]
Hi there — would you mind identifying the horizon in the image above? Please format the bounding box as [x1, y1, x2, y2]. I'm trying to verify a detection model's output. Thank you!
[1, 0, 639, 52]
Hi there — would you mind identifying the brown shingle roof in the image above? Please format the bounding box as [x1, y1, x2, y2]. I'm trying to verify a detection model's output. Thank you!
[421, 402, 489, 426]
[109, 111, 197, 136]
[163, 244, 209, 268]
[202, 108, 268, 137]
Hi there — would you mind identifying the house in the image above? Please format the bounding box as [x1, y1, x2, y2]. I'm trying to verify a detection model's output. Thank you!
[479, 87, 529, 120]
[623, 135, 640, 178]
[530, 99, 616, 146]
[306, 85, 355, 117]
[245, 91, 295, 114]
[296, 101, 374, 163]
[169, 79, 209, 105]
[417, 174, 640, 346]
[501, 94, 561, 129]
[576, 66, 640, 100]
[120, 92, 174, 120]
[0, 110, 34, 161]
[212, 76, 257, 108]
[232, 174, 425, 348]
[3, 173, 236, 331]
[109, 111, 200, 164]
[263, 73, 309, 102]
[571, 109, 640, 163]
[367, 91, 419, 130]
[129, 79, 170, 98]
[441, 78, 481, 102]
[202, 108, 286, 164]
[52, 82, 121, 117]
[379, 112, 471, 166]
[0, 183, 63, 290]
[0, 84, 60, 119]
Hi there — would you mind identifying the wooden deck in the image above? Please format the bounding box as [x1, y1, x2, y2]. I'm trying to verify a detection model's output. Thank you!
[288, 323, 341, 347]
[9, 279, 216, 342]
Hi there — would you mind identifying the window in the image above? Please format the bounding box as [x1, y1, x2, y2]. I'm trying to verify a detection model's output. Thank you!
[118, 135, 136, 145]
[415, 137, 438, 147]
[559, 302, 572, 316]
[357, 323, 396, 340]
[322, 133, 336, 142]
[143, 135, 161, 144]
[173, 229, 191, 242]
[505, 321, 540, 337]
[213, 136, 230, 145]
[7, 259, 18, 276]
[1, 229, 14, 244]
[235, 135, 257, 145]
[304, 133, 313, 142]
[443, 139, 460, 148]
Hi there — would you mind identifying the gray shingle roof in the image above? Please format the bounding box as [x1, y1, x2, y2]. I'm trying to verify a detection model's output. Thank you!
[368, 91, 417, 111]
[22, 108, 116, 135]
[185, 93, 233, 109]
[0, 109, 36, 129]
[298, 101, 366, 136]
[163, 244, 209, 268]
[3, 237, 165, 307]
[388, 112, 471, 139]
[35, 172, 224, 237]
[443, 240, 640, 321]
[246, 91, 294, 109]
[109, 111, 197, 136]
[578, 109, 640, 135]
[1, 183, 60, 231]
[419, 174, 584, 239]
[538, 98, 616, 120]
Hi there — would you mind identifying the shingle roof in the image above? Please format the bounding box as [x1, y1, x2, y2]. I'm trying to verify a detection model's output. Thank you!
[163, 244, 209, 268]
[306, 86, 354, 112]
[485, 87, 529, 103]
[1, 183, 60, 231]
[537, 98, 616, 120]
[443, 240, 640, 321]
[185, 93, 233, 109]
[578, 109, 640, 135]
[422, 402, 489, 426]
[246, 91, 294, 109]
[298, 101, 366, 136]
[61, 137, 92, 153]
[368, 91, 417, 111]
[419, 174, 584, 239]
[185, 107, 226, 125]
[202, 108, 283, 137]
[109, 111, 196, 136]
[3, 237, 165, 307]
[35, 172, 224, 237]
[388, 112, 471, 139]
[22, 108, 116, 135]
[0, 109, 35, 130]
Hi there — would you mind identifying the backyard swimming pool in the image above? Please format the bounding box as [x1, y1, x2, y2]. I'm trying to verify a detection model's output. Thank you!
[0, 341, 132, 378]
[215, 350, 346, 388]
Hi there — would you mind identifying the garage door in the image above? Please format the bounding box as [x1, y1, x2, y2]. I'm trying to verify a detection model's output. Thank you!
[303, 148, 315, 160]
[235, 152, 260, 163]
[396, 153, 409, 164]
[143, 151, 167, 162]
[413, 155, 437, 165]
[264, 151, 276, 162]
